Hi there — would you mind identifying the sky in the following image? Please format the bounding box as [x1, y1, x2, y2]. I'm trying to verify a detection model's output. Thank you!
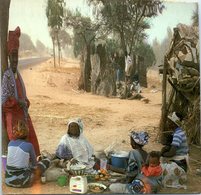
[9, 0, 199, 48]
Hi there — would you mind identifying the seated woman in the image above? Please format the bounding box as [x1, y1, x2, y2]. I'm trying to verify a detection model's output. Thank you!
[109, 131, 149, 193]
[55, 118, 95, 169]
[161, 112, 190, 172]
[110, 131, 149, 182]
[5, 120, 50, 188]
[160, 112, 189, 189]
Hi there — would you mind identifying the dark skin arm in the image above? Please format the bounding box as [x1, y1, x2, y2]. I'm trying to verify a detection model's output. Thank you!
[162, 145, 177, 157]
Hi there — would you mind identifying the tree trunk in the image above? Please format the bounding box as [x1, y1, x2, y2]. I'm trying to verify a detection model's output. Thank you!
[52, 38, 56, 68]
[120, 31, 126, 53]
[57, 33, 60, 67]
[0, 0, 11, 75]
[83, 44, 91, 92]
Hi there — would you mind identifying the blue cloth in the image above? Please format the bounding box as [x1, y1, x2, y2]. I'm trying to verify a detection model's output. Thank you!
[171, 127, 189, 156]
[126, 150, 147, 179]
[7, 139, 37, 168]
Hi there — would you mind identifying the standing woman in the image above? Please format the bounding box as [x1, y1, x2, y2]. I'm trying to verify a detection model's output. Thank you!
[1, 26, 40, 157]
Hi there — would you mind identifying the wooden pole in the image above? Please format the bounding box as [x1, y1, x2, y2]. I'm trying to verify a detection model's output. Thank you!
[0, 0, 11, 74]
[160, 56, 168, 140]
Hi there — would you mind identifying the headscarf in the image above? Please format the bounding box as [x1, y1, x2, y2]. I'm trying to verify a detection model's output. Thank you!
[7, 26, 21, 55]
[130, 131, 149, 146]
[12, 120, 28, 139]
[167, 112, 182, 127]
[67, 117, 83, 134]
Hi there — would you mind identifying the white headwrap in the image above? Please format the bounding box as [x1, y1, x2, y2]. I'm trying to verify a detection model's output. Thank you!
[62, 118, 94, 166]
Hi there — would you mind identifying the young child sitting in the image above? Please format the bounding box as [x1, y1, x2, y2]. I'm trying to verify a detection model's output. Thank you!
[130, 151, 162, 194]
[141, 151, 162, 177]
[5, 120, 50, 188]
[109, 151, 162, 194]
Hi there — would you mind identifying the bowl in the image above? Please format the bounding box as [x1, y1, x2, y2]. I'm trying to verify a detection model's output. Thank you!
[70, 164, 86, 175]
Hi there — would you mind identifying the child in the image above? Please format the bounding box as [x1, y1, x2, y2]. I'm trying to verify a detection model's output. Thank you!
[141, 151, 162, 177]
[109, 150, 162, 194]
[5, 120, 50, 188]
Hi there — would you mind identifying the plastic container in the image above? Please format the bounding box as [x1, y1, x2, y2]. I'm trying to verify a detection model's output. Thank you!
[2, 155, 7, 173]
[111, 151, 128, 169]
[69, 176, 88, 194]
[41, 174, 46, 184]
[100, 158, 107, 170]
[57, 175, 68, 187]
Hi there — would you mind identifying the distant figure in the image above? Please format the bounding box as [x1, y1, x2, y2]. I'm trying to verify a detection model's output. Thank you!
[1, 26, 40, 157]
[125, 51, 132, 81]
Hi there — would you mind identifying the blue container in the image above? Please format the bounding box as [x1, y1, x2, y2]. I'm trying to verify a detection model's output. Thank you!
[111, 151, 128, 169]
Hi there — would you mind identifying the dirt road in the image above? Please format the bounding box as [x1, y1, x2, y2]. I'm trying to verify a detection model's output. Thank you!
[2, 58, 201, 194]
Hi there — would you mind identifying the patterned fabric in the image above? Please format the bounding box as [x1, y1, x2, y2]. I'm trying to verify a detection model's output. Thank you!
[5, 165, 33, 188]
[161, 161, 187, 189]
[128, 179, 145, 194]
[7, 26, 21, 54]
[130, 131, 149, 146]
[2, 68, 18, 104]
[2, 68, 27, 118]
[171, 127, 189, 156]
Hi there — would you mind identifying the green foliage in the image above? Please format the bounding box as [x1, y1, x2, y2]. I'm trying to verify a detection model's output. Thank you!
[46, 0, 65, 29]
[105, 38, 120, 57]
[88, 0, 165, 52]
[136, 41, 155, 67]
[191, 4, 198, 26]
[65, 9, 97, 57]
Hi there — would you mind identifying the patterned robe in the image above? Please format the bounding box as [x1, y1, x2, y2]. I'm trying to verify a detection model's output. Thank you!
[2, 68, 40, 156]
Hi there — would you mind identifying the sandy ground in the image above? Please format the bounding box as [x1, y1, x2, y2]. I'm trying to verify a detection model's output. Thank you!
[2, 58, 201, 194]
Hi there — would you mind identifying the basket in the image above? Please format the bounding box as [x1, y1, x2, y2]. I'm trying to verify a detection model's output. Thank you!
[70, 164, 86, 175]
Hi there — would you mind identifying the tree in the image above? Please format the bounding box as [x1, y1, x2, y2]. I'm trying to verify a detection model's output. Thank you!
[46, 0, 65, 67]
[192, 4, 198, 27]
[64, 9, 100, 92]
[88, 0, 164, 53]
[0, 0, 11, 74]
[58, 29, 71, 58]
[136, 41, 155, 68]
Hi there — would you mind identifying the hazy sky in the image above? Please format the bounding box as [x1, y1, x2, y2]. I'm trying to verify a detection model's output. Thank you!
[9, 0, 199, 48]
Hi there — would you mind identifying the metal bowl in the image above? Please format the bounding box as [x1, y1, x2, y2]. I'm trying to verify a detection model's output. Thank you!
[70, 164, 86, 175]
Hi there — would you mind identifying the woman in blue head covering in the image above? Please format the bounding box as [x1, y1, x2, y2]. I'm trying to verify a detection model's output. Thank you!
[109, 131, 149, 193]
[109, 131, 149, 179]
